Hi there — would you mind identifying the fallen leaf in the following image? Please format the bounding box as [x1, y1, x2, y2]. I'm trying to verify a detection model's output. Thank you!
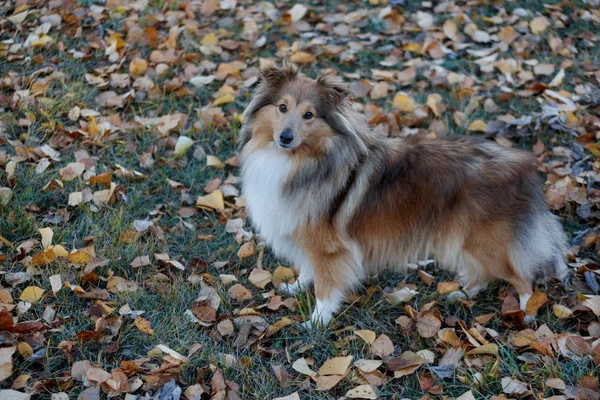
[371, 334, 394, 358]
[355, 329, 377, 344]
[134, 317, 154, 335]
[553, 304, 574, 318]
[196, 190, 225, 211]
[530, 16, 550, 34]
[248, 268, 272, 289]
[174, 136, 194, 156]
[228, 284, 253, 303]
[346, 384, 377, 399]
[39, 227, 53, 249]
[271, 266, 296, 289]
[319, 356, 353, 376]
[467, 120, 487, 132]
[19, 286, 44, 303]
[525, 291, 548, 316]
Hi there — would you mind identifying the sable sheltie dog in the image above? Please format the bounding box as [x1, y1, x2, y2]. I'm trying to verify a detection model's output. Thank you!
[239, 63, 568, 327]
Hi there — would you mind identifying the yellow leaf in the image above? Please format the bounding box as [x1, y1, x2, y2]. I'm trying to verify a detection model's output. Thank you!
[426, 94, 443, 117]
[196, 190, 225, 211]
[213, 93, 235, 106]
[129, 58, 148, 75]
[206, 155, 224, 168]
[20, 286, 45, 303]
[201, 33, 218, 47]
[355, 329, 376, 344]
[549, 68, 565, 87]
[565, 111, 578, 126]
[318, 356, 353, 376]
[289, 51, 315, 65]
[466, 343, 498, 356]
[67, 250, 91, 265]
[174, 136, 194, 156]
[552, 304, 573, 318]
[403, 43, 422, 53]
[134, 317, 155, 335]
[392, 93, 416, 112]
[271, 266, 296, 289]
[50, 245, 69, 258]
[17, 342, 33, 359]
[38, 227, 53, 249]
[467, 119, 487, 132]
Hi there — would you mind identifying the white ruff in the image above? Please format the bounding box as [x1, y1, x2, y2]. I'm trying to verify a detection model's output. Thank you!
[241, 146, 310, 268]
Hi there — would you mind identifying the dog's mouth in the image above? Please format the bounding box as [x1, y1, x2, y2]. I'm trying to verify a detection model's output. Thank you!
[276, 139, 296, 150]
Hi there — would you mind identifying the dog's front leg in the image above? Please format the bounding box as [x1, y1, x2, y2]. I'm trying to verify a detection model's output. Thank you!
[302, 242, 363, 329]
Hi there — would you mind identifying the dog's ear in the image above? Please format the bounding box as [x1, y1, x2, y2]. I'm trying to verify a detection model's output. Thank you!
[259, 61, 299, 87]
[316, 73, 351, 107]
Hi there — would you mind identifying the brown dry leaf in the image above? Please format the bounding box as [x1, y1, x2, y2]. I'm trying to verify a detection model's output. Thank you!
[502, 377, 531, 396]
[319, 355, 353, 376]
[437, 281, 459, 294]
[370, 82, 390, 100]
[582, 296, 600, 316]
[316, 374, 344, 391]
[248, 268, 272, 289]
[530, 16, 550, 34]
[106, 276, 138, 294]
[237, 242, 255, 260]
[525, 291, 548, 316]
[228, 284, 253, 303]
[19, 286, 44, 303]
[416, 312, 442, 338]
[29, 249, 56, 267]
[371, 334, 394, 358]
[346, 384, 377, 399]
[134, 317, 154, 335]
[290, 52, 315, 65]
[0, 346, 16, 382]
[59, 162, 85, 182]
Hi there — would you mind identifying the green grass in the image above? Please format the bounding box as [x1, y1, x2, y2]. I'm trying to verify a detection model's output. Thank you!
[1, 0, 599, 398]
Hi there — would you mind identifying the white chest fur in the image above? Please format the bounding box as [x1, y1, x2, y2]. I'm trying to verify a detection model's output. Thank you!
[241, 147, 300, 244]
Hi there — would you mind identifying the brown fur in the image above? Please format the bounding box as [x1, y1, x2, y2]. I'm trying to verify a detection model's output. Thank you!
[240, 65, 568, 326]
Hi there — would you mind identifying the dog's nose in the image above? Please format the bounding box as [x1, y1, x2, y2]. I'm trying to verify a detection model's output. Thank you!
[279, 130, 293, 145]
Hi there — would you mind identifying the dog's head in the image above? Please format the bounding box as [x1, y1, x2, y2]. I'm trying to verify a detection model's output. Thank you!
[239, 63, 364, 155]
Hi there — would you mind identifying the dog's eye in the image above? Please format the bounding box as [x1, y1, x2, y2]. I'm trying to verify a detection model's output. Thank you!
[278, 104, 287, 113]
[303, 111, 313, 120]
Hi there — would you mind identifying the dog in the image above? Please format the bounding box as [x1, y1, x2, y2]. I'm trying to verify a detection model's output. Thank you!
[239, 63, 568, 327]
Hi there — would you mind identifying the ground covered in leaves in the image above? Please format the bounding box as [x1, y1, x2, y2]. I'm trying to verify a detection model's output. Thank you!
[1, 0, 600, 399]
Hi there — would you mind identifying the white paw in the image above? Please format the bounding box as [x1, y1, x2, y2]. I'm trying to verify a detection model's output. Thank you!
[300, 309, 332, 330]
[524, 315, 535, 325]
